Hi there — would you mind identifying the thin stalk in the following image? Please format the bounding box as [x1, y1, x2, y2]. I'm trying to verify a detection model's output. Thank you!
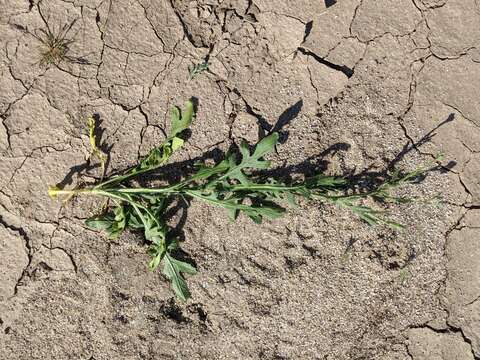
[113, 185, 181, 194]
[185, 190, 259, 212]
[94, 166, 156, 189]
[228, 183, 305, 192]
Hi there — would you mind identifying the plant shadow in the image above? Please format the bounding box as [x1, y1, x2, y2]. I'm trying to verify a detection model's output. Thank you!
[325, 0, 337, 7]
[348, 113, 457, 190]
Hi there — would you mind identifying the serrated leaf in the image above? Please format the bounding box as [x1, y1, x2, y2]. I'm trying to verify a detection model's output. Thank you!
[226, 197, 241, 221]
[148, 234, 166, 271]
[237, 135, 275, 170]
[247, 203, 285, 220]
[141, 146, 169, 170]
[163, 253, 196, 301]
[239, 141, 251, 160]
[169, 256, 197, 275]
[286, 192, 297, 207]
[187, 190, 285, 223]
[166, 237, 180, 251]
[128, 211, 144, 229]
[217, 133, 278, 185]
[144, 217, 166, 243]
[228, 167, 251, 185]
[247, 213, 262, 224]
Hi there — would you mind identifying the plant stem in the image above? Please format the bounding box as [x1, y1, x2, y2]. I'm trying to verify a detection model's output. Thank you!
[94, 167, 153, 189]
[228, 184, 305, 192]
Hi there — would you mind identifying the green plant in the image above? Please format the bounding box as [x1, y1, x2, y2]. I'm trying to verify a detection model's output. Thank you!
[188, 60, 209, 79]
[33, 22, 75, 66]
[49, 100, 432, 301]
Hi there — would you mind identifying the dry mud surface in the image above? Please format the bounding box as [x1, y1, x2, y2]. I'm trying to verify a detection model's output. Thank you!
[0, 0, 479, 359]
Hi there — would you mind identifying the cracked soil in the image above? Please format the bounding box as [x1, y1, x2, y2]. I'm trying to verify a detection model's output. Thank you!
[0, 0, 479, 359]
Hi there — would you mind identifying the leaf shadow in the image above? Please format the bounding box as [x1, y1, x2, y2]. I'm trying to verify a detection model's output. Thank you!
[257, 99, 303, 145]
[347, 113, 457, 190]
[325, 0, 337, 7]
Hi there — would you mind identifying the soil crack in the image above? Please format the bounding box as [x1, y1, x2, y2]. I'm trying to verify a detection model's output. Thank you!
[0, 215, 33, 297]
[298, 47, 354, 77]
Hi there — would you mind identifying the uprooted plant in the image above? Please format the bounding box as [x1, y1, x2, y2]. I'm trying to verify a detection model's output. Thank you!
[49, 99, 435, 301]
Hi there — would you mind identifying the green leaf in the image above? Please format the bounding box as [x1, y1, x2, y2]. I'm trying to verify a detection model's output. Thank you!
[181, 101, 194, 126]
[166, 237, 180, 251]
[227, 207, 239, 221]
[187, 190, 285, 223]
[148, 235, 166, 271]
[384, 220, 405, 231]
[148, 254, 162, 271]
[286, 192, 297, 207]
[236, 140, 272, 171]
[217, 133, 279, 184]
[95, 101, 196, 189]
[171, 137, 184, 151]
[144, 217, 166, 243]
[191, 159, 230, 181]
[169, 256, 197, 275]
[245, 202, 285, 220]
[140, 145, 173, 170]
[85, 215, 114, 230]
[171, 105, 180, 124]
[247, 213, 262, 224]
[163, 253, 196, 301]
[306, 175, 347, 189]
[169, 100, 194, 139]
[252, 133, 279, 159]
[188, 60, 209, 79]
[85, 205, 127, 239]
[127, 210, 145, 229]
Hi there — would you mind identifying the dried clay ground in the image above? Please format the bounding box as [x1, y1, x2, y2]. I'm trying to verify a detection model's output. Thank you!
[1, 0, 480, 359]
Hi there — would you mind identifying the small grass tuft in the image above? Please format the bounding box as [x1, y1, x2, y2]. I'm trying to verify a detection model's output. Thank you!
[33, 21, 76, 67]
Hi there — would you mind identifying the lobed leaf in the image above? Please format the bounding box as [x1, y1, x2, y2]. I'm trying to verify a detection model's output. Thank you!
[163, 253, 197, 301]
